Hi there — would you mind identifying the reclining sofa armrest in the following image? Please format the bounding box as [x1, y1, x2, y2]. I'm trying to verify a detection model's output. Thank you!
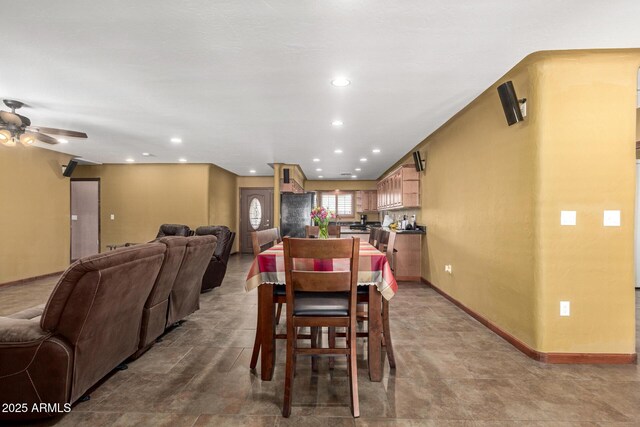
[0, 317, 50, 343]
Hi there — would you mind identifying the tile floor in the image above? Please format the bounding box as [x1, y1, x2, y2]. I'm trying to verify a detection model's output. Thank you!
[2, 254, 640, 426]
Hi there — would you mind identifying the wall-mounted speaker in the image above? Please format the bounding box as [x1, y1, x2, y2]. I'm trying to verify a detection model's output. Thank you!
[283, 168, 290, 184]
[413, 151, 425, 172]
[497, 81, 524, 126]
[62, 159, 78, 177]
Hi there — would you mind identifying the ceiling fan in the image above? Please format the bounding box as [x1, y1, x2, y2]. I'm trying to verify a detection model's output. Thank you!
[0, 99, 87, 147]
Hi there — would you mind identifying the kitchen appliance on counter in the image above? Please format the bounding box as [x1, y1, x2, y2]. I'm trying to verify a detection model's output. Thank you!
[280, 192, 315, 237]
[360, 214, 367, 225]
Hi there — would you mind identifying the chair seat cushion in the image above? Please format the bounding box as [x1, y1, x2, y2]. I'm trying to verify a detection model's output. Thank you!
[274, 284, 286, 296]
[293, 292, 349, 316]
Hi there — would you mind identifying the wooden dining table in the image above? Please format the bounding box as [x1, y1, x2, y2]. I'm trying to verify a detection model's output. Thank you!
[245, 239, 398, 382]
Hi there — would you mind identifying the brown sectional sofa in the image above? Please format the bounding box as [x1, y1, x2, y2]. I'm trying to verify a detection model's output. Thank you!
[0, 235, 217, 421]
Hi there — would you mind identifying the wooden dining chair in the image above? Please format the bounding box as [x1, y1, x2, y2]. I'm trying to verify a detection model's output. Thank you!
[368, 227, 381, 247]
[305, 225, 319, 238]
[282, 237, 360, 418]
[329, 230, 396, 370]
[305, 225, 341, 238]
[249, 228, 286, 370]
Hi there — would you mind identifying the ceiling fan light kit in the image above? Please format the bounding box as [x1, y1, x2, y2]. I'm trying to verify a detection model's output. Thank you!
[0, 99, 88, 147]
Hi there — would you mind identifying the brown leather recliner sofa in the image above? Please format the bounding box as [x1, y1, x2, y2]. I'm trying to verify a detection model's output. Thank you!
[155, 223, 192, 238]
[167, 235, 218, 325]
[196, 225, 236, 292]
[0, 243, 166, 421]
[134, 235, 217, 357]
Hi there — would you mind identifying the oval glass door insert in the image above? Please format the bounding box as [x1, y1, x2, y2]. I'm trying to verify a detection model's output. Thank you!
[249, 197, 262, 230]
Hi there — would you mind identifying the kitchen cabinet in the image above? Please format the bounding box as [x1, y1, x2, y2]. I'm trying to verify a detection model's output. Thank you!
[355, 190, 378, 212]
[280, 178, 304, 194]
[376, 165, 420, 210]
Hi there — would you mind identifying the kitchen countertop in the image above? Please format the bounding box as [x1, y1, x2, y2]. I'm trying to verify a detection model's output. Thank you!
[339, 226, 426, 235]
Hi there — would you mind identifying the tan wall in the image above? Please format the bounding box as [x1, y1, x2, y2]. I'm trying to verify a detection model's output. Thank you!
[534, 51, 639, 353]
[74, 164, 210, 251]
[0, 147, 73, 283]
[304, 180, 377, 191]
[209, 164, 239, 253]
[417, 59, 538, 347]
[400, 49, 639, 355]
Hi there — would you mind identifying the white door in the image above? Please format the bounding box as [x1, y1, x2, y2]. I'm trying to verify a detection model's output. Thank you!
[635, 160, 640, 288]
[71, 180, 100, 261]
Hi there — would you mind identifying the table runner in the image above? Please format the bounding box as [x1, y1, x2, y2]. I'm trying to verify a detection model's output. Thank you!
[245, 240, 398, 300]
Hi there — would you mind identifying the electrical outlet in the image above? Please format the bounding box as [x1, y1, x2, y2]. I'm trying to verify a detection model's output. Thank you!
[110, 214, 115, 220]
[560, 210, 576, 226]
[560, 301, 570, 317]
[444, 264, 452, 274]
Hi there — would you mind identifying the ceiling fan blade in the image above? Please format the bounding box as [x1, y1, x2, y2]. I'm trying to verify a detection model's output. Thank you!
[0, 110, 23, 126]
[33, 132, 60, 145]
[30, 126, 87, 138]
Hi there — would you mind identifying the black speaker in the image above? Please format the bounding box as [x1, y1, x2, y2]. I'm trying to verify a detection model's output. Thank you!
[63, 159, 78, 177]
[412, 151, 425, 172]
[497, 81, 524, 126]
[283, 168, 290, 184]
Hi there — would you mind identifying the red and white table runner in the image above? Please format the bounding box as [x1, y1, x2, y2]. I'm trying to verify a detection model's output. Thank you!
[245, 240, 398, 300]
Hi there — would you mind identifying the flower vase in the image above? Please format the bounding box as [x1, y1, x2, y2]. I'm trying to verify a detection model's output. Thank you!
[319, 224, 329, 239]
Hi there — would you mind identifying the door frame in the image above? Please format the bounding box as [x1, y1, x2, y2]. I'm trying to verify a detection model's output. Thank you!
[239, 187, 274, 253]
[70, 178, 101, 261]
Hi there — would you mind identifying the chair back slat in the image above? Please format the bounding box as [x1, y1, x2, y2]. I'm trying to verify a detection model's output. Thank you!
[305, 225, 341, 238]
[287, 237, 354, 259]
[251, 228, 282, 256]
[291, 271, 352, 292]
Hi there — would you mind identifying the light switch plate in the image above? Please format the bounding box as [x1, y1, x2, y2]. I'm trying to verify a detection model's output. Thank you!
[560, 210, 576, 226]
[110, 214, 115, 220]
[560, 301, 570, 317]
[603, 210, 621, 227]
[71, 215, 78, 221]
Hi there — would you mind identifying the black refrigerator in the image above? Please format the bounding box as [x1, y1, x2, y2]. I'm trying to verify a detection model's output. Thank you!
[280, 192, 315, 238]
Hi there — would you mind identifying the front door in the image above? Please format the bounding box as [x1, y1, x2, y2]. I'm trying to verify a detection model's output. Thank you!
[71, 179, 100, 261]
[240, 188, 274, 253]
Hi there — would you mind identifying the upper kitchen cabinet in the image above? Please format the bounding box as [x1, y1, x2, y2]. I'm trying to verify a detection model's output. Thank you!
[355, 190, 378, 212]
[280, 178, 304, 194]
[377, 165, 420, 210]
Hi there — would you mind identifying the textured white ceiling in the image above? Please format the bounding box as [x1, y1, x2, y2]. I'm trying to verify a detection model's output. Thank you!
[1, 1, 639, 179]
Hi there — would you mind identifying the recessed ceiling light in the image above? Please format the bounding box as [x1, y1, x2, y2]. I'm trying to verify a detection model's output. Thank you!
[332, 120, 343, 126]
[57, 138, 69, 144]
[372, 148, 381, 153]
[313, 158, 320, 162]
[316, 168, 322, 172]
[360, 158, 367, 162]
[142, 152, 150, 156]
[318, 175, 324, 178]
[125, 158, 135, 163]
[249, 169, 256, 174]
[170, 137, 182, 144]
[178, 158, 187, 163]
[355, 168, 361, 171]
[334, 149, 343, 154]
[351, 175, 357, 179]
[331, 77, 351, 87]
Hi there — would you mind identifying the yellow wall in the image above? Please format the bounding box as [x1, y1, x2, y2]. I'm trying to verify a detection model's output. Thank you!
[74, 164, 210, 251]
[400, 49, 640, 355]
[0, 146, 73, 283]
[209, 164, 239, 252]
[534, 51, 639, 353]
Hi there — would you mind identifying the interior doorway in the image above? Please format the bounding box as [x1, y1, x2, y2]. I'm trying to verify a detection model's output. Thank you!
[71, 179, 100, 261]
[239, 187, 274, 253]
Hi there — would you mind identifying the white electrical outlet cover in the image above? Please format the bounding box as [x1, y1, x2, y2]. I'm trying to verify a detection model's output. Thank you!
[603, 210, 621, 227]
[71, 215, 78, 221]
[560, 301, 570, 317]
[560, 210, 576, 226]
[110, 214, 115, 220]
